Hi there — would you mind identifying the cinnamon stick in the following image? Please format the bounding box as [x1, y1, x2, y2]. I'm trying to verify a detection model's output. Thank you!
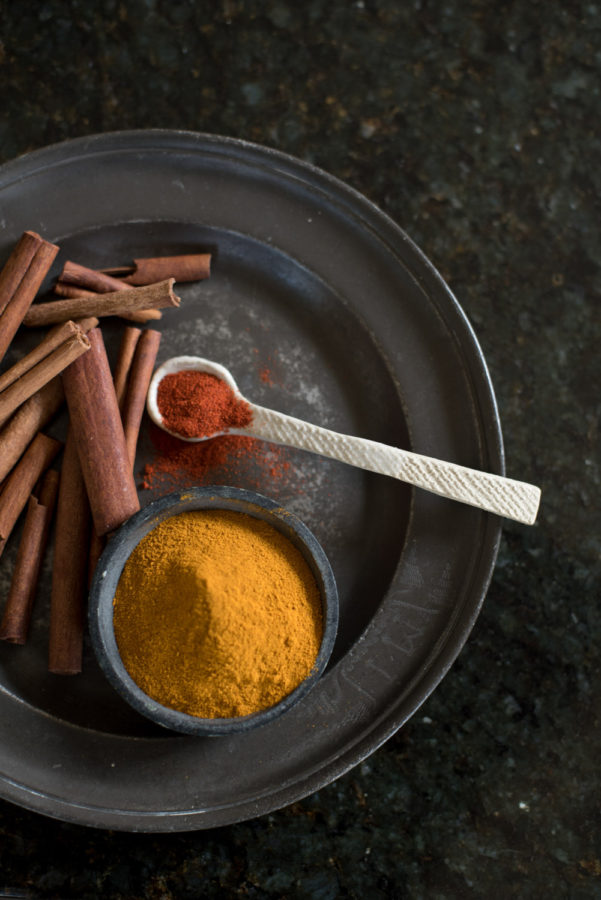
[0, 330, 91, 429]
[0, 321, 83, 394]
[112, 325, 142, 409]
[0, 379, 63, 483]
[104, 253, 211, 285]
[0, 232, 59, 362]
[121, 329, 161, 466]
[60, 259, 132, 294]
[0, 232, 44, 315]
[23, 279, 179, 327]
[57, 261, 161, 323]
[86, 323, 144, 586]
[118, 308, 163, 324]
[48, 431, 90, 674]
[54, 282, 161, 323]
[0, 317, 96, 393]
[74, 316, 101, 333]
[61, 327, 140, 535]
[0, 432, 61, 555]
[0, 469, 59, 644]
[54, 282, 97, 299]
[87, 322, 144, 584]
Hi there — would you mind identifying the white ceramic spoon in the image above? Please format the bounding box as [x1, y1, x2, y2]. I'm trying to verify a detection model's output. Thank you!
[147, 356, 541, 525]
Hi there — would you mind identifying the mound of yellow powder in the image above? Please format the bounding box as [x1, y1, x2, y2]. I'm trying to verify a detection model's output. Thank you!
[112, 509, 323, 718]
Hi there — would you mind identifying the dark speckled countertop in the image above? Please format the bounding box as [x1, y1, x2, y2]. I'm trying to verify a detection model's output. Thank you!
[1, 2, 600, 897]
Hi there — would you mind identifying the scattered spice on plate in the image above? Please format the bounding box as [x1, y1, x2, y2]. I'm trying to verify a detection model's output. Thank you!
[141, 425, 294, 493]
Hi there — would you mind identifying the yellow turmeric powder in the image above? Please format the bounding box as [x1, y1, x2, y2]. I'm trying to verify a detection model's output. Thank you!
[112, 509, 323, 718]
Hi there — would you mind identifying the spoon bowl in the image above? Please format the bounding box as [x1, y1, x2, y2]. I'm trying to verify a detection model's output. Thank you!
[147, 355, 541, 525]
[147, 356, 245, 442]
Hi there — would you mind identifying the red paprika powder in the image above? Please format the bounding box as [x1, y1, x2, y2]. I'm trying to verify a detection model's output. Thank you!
[142, 426, 294, 493]
[157, 370, 252, 439]
[143, 368, 296, 494]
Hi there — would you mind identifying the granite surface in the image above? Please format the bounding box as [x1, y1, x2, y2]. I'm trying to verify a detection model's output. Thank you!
[0, 0, 600, 897]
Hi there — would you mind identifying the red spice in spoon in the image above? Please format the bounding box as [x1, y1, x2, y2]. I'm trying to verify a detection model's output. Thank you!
[156, 370, 252, 439]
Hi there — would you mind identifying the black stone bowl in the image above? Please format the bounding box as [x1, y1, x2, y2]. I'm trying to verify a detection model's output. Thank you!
[89, 485, 339, 736]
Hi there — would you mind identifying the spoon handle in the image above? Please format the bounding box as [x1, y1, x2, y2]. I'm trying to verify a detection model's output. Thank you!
[249, 404, 540, 525]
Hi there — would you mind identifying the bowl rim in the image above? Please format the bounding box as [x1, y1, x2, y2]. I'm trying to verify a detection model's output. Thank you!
[88, 485, 339, 736]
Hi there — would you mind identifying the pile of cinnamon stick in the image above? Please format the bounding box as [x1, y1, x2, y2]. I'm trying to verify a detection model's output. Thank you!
[0, 231, 211, 674]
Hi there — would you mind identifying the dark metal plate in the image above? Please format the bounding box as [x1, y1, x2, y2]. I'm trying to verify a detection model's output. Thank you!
[0, 131, 503, 831]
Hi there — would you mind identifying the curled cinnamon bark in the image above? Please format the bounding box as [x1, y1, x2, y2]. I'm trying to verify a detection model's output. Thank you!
[0, 232, 43, 316]
[104, 253, 211, 285]
[48, 431, 90, 674]
[53, 282, 97, 299]
[61, 327, 140, 535]
[0, 432, 61, 554]
[0, 379, 63, 484]
[24, 279, 178, 327]
[0, 320, 89, 393]
[0, 232, 59, 362]
[0, 328, 91, 428]
[57, 260, 161, 323]
[121, 329, 162, 467]
[112, 325, 142, 410]
[54, 282, 162, 323]
[59, 260, 132, 294]
[0, 469, 60, 644]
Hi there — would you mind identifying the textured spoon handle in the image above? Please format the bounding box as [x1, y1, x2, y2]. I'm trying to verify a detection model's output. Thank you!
[249, 405, 540, 525]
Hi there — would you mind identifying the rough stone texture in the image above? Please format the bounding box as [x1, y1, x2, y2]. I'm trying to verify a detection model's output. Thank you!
[0, 1, 599, 897]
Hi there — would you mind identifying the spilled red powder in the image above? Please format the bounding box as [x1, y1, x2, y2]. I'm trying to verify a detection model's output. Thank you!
[259, 366, 274, 385]
[144, 363, 301, 495]
[157, 370, 252, 439]
[142, 425, 294, 493]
